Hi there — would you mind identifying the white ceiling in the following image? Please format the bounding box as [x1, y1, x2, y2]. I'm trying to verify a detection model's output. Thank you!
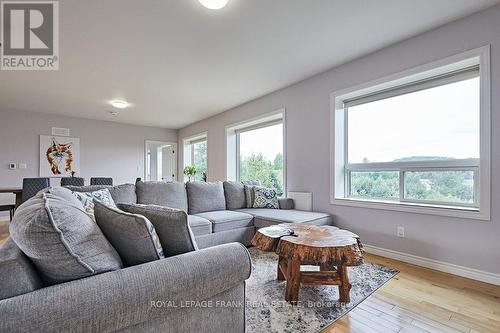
[0, 0, 498, 129]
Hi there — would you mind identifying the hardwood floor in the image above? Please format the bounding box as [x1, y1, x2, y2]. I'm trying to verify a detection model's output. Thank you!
[1, 221, 499, 333]
[323, 253, 500, 333]
[0, 220, 8, 246]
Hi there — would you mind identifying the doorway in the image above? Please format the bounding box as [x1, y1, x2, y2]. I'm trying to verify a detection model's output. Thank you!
[145, 141, 177, 181]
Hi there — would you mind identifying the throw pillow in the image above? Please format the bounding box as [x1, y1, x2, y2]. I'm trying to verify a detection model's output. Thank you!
[10, 191, 123, 285]
[118, 203, 198, 257]
[72, 188, 117, 221]
[253, 186, 280, 209]
[244, 185, 258, 208]
[94, 202, 165, 267]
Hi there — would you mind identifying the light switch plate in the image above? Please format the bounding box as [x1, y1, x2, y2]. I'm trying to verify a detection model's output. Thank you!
[9, 163, 17, 170]
[19, 163, 27, 169]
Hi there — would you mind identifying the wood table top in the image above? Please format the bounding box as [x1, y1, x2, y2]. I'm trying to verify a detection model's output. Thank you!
[0, 188, 22, 193]
[252, 224, 364, 266]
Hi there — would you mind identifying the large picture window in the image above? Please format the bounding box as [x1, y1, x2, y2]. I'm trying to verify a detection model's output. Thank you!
[332, 47, 490, 219]
[346, 72, 479, 207]
[237, 121, 284, 196]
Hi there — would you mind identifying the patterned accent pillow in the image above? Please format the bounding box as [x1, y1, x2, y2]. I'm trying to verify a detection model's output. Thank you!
[253, 186, 279, 209]
[72, 188, 117, 222]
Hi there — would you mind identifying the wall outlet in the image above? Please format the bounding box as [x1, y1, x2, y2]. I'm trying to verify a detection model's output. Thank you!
[19, 163, 27, 169]
[397, 226, 405, 238]
[8, 163, 17, 170]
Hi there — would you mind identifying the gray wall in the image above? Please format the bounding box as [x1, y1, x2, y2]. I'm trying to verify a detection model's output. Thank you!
[0, 109, 177, 213]
[179, 6, 500, 274]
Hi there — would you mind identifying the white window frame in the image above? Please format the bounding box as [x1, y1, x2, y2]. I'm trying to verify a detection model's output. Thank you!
[225, 109, 286, 194]
[183, 132, 208, 181]
[330, 46, 491, 220]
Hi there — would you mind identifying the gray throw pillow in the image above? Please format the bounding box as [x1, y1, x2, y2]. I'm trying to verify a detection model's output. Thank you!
[94, 202, 164, 267]
[253, 186, 279, 209]
[242, 180, 262, 186]
[244, 185, 258, 208]
[186, 181, 226, 214]
[118, 203, 198, 257]
[10, 191, 122, 285]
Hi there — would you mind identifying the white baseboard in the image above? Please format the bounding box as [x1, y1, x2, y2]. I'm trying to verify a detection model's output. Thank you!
[364, 244, 500, 286]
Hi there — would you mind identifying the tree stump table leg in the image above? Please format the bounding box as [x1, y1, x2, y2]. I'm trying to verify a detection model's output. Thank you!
[320, 262, 333, 271]
[285, 259, 301, 304]
[277, 255, 285, 281]
[338, 265, 352, 303]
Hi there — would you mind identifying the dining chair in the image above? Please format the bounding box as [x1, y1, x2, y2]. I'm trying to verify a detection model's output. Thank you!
[90, 177, 113, 186]
[22, 178, 50, 203]
[0, 204, 15, 221]
[60, 177, 85, 186]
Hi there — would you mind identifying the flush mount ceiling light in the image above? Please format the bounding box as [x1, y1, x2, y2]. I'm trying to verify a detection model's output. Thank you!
[198, 0, 228, 10]
[110, 100, 129, 109]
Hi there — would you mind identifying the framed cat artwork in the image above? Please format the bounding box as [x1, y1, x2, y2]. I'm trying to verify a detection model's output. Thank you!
[39, 135, 81, 177]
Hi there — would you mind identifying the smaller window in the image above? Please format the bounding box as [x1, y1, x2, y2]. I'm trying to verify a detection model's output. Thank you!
[183, 135, 207, 182]
[226, 111, 285, 196]
[237, 121, 284, 196]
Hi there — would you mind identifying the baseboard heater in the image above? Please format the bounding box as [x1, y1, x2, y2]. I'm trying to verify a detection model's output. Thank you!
[287, 191, 313, 211]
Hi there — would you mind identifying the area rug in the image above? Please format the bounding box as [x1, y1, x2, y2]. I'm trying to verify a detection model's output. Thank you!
[245, 247, 398, 333]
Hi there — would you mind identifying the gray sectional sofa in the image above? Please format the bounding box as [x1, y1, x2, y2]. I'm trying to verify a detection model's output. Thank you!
[0, 180, 332, 333]
[67, 180, 333, 249]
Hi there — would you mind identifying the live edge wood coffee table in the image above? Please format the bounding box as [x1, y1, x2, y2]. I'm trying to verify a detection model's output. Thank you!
[251, 224, 364, 304]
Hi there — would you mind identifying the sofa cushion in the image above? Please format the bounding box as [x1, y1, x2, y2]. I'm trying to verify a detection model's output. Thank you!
[253, 187, 279, 209]
[236, 208, 332, 228]
[188, 215, 212, 236]
[186, 181, 226, 214]
[10, 190, 123, 285]
[94, 202, 165, 267]
[195, 226, 255, 249]
[65, 184, 137, 204]
[0, 238, 43, 300]
[278, 198, 294, 210]
[136, 181, 188, 211]
[223, 181, 246, 210]
[118, 204, 198, 257]
[195, 210, 253, 233]
[108, 184, 137, 204]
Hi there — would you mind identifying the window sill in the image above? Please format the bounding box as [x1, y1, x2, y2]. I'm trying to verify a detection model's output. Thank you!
[330, 197, 489, 221]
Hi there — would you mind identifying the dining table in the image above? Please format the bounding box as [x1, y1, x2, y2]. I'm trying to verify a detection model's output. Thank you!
[0, 187, 23, 208]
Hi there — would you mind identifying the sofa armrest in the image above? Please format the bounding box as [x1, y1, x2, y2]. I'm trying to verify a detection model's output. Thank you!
[0, 243, 251, 333]
[118, 203, 198, 256]
[278, 198, 295, 210]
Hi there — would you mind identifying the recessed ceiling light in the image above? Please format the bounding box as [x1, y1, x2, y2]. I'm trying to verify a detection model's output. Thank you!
[198, 0, 228, 10]
[110, 100, 129, 109]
